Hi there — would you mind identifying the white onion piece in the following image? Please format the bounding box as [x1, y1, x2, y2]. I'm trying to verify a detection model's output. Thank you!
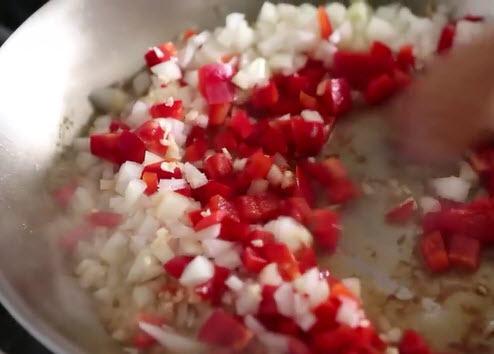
[419, 196, 441, 214]
[301, 110, 323, 123]
[335, 298, 360, 328]
[195, 224, 221, 240]
[236, 284, 262, 315]
[233, 158, 247, 171]
[151, 60, 182, 83]
[267, 165, 283, 186]
[89, 87, 129, 113]
[259, 2, 278, 23]
[293, 268, 330, 308]
[232, 57, 270, 90]
[149, 232, 174, 263]
[247, 179, 269, 195]
[179, 256, 214, 287]
[326, 3, 347, 27]
[183, 163, 208, 189]
[214, 249, 242, 270]
[225, 275, 244, 292]
[202, 239, 234, 258]
[454, 20, 484, 46]
[366, 16, 396, 43]
[430, 176, 470, 202]
[156, 191, 193, 221]
[274, 283, 295, 317]
[125, 101, 149, 128]
[124, 179, 147, 209]
[244, 314, 266, 333]
[459, 161, 479, 185]
[132, 71, 151, 96]
[100, 232, 127, 264]
[259, 263, 283, 286]
[116, 162, 143, 195]
[258, 332, 288, 352]
[127, 251, 163, 283]
[264, 216, 312, 252]
[158, 178, 188, 192]
[143, 151, 163, 166]
[341, 277, 361, 298]
[139, 323, 205, 352]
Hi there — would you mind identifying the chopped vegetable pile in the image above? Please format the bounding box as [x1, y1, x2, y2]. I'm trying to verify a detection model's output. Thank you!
[54, 2, 490, 353]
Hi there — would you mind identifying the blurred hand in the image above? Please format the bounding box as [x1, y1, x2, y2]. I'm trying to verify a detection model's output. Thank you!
[393, 31, 494, 163]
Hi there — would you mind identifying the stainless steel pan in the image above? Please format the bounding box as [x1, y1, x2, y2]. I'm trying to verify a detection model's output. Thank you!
[0, 0, 491, 353]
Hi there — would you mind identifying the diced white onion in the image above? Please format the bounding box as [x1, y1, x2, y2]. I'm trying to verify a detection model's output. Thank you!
[236, 284, 262, 315]
[225, 275, 244, 292]
[259, 263, 283, 286]
[430, 176, 470, 202]
[263, 216, 312, 252]
[158, 178, 188, 191]
[232, 57, 270, 90]
[195, 224, 221, 240]
[335, 298, 360, 328]
[183, 162, 208, 189]
[202, 239, 234, 258]
[124, 179, 147, 209]
[179, 256, 214, 287]
[214, 249, 242, 269]
[116, 162, 143, 195]
[156, 191, 193, 221]
[247, 179, 269, 195]
[138, 323, 205, 352]
[301, 110, 323, 123]
[151, 60, 182, 83]
[419, 196, 441, 214]
[274, 283, 295, 317]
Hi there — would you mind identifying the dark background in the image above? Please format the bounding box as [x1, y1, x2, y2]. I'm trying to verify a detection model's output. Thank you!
[1, 3, 52, 354]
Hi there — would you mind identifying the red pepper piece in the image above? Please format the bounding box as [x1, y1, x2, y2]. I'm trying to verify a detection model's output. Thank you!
[260, 126, 289, 156]
[287, 337, 311, 354]
[219, 218, 250, 242]
[149, 100, 183, 119]
[364, 73, 396, 105]
[241, 246, 268, 273]
[294, 246, 318, 273]
[245, 150, 272, 179]
[284, 74, 310, 97]
[291, 118, 326, 157]
[257, 194, 282, 222]
[213, 128, 238, 153]
[303, 157, 347, 186]
[141, 171, 159, 195]
[397, 44, 415, 72]
[144, 42, 177, 68]
[420, 231, 450, 273]
[109, 120, 130, 133]
[245, 230, 275, 246]
[258, 285, 279, 316]
[437, 24, 456, 54]
[321, 78, 352, 116]
[448, 234, 480, 271]
[399, 330, 432, 354]
[197, 310, 253, 350]
[209, 102, 232, 126]
[293, 166, 315, 207]
[198, 63, 235, 104]
[183, 29, 197, 40]
[163, 256, 194, 278]
[327, 178, 358, 205]
[386, 199, 416, 224]
[370, 41, 394, 63]
[312, 325, 359, 352]
[282, 197, 312, 225]
[195, 265, 230, 305]
[194, 210, 225, 231]
[133, 120, 168, 156]
[86, 211, 123, 228]
[204, 153, 233, 180]
[184, 140, 208, 162]
[392, 68, 413, 89]
[186, 125, 207, 146]
[236, 195, 263, 223]
[134, 314, 165, 349]
[90, 130, 146, 164]
[300, 91, 318, 110]
[252, 81, 279, 109]
[309, 209, 340, 253]
[208, 193, 238, 219]
[142, 161, 182, 180]
[188, 209, 203, 226]
[229, 109, 254, 139]
[317, 6, 333, 39]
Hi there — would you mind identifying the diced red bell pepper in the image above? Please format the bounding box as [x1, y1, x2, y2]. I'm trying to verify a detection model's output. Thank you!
[258, 285, 279, 316]
[194, 182, 234, 204]
[219, 218, 250, 242]
[399, 330, 432, 354]
[208, 193, 238, 219]
[291, 118, 326, 157]
[186, 125, 207, 146]
[370, 41, 394, 63]
[448, 234, 480, 271]
[257, 194, 282, 222]
[282, 75, 310, 98]
[303, 157, 347, 186]
[321, 78, 352, 116]
[312, 298, 340, 333]
[184, 140, 208, 162]
[241, 246, 268, 273]
[468, 143, 494, 175]
[392, 67, 413, 89]
[397, 44, 415, 72]
[194, 210, 225, 231]
[298, 60, 327, 95]
[463, 15, 484, 22]
[312, 325, 359, 352]
[90, 130, 146, 164]
[236, 195, 263, 223]
[245, 230, 275, 246]
[287, 337, 311, 354]
[245, 151, 272, 179]
[332, 50, 394, 89]
[309, 209, 340, 253]
[213, 128, 238, 153]
[317, 6, 333, 39]
[283, 197, 312, 225]
[437, 24, 456, 54]
[183, 28, 197, 40]
[133, 120, 168, 156]
[294, 246, 318, 273]
[109, 120, 130, 133]
[364, 73, 396, 105]
[144, 42, 177, 68]
[326, 178, 358, 205]
[260, 126, 289, 156]
[197, 310, 253, 350]
[163, 256, 193, 278]
[229, 110, 254, 139]
[386, 199, 416, 224]
[142, 161, 182, 180]
[252, 81, 279, 109]
[195, 266, 230, 305]
[262, 242, 296, 264]
[300, 91, 318, 110]
[149, 100, 183, 119]
[176, 186, 192, 198]
[209, 102, 232, 127]
[142, 171, 159, 195]
[86, 211, 123, 228]
[293, 166, 315, 207]
[198, 63, 235, 104]
[134, 314, 165, 349]
[204, 153, 233, 180]
[188, 209, 203, 226]
[419, 231, 450, 273]
[52, 180, 77, 206]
